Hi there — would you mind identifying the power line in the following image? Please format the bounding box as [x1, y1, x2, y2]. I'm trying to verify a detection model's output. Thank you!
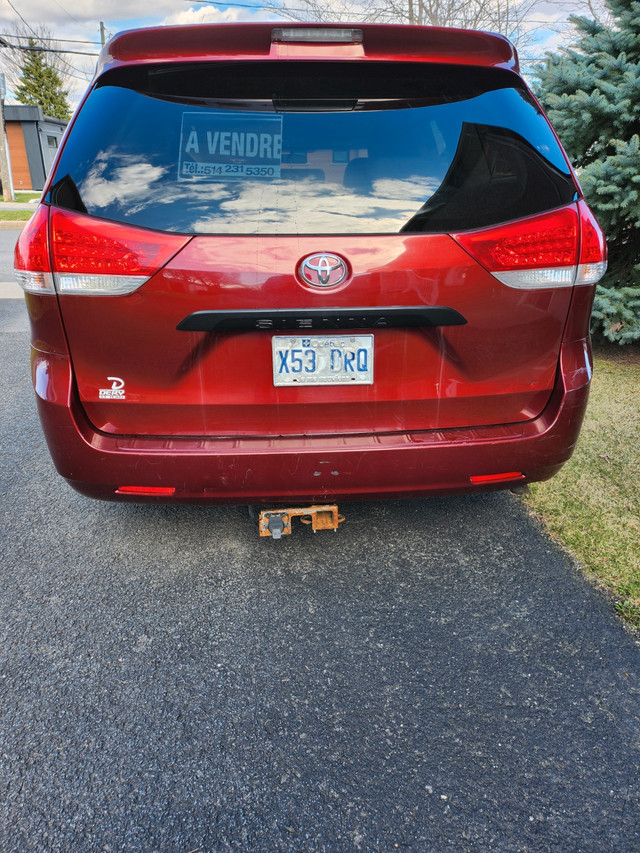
[1, 0, 95, 86]
[0, 32, 101, 46]
[50, 0, 100, 35]
[3, 0, 42, 43]
[55, 51, 96, 81]
[0, 40, 98, 56]
[0, 39, 96, 85]
[2, 0, 97, 68]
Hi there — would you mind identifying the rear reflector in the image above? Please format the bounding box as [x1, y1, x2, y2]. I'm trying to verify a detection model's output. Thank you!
[115, 486, 177, 496]
[453, 203, 606, 289]
[470, 472, 525, 484]
[272, 27, 363, 43]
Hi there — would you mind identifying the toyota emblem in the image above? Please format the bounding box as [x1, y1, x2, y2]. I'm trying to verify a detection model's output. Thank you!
[299, 253, 348, 287]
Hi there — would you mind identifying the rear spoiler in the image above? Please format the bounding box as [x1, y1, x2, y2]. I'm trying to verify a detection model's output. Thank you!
[97, 23, 518, 77]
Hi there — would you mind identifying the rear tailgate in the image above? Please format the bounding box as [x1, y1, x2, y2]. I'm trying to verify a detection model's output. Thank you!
[57, 231, 571, 437]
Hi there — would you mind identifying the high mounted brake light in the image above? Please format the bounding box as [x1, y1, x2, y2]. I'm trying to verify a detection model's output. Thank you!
[271, 27, 363, 44]
[452, 203, 607, 289]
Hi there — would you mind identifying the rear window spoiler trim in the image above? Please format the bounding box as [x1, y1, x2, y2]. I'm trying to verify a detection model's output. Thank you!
[176, 306, 467, 333]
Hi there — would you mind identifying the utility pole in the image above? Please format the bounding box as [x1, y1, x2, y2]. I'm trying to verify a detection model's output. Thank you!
[0, 66, 15, 202]
[100, 22, 106, 47]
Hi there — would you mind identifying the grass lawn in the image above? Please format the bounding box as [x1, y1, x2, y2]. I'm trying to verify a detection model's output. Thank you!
[525, 344, 640, 629]
[0, 210, 32, 221]
[11, 192, 41, 202]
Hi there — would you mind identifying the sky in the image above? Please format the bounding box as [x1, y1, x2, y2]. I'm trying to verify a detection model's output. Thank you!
[0, 0, 602, 105]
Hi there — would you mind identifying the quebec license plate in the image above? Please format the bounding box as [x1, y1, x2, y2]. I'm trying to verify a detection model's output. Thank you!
[272, 335, 374, 386]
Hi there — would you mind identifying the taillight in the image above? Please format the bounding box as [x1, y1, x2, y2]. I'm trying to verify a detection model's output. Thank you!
[15, 206, 190, 296]
[452, 203, 607, 289]
[50, 208, 190, 294]
[14, 206, 55, 294]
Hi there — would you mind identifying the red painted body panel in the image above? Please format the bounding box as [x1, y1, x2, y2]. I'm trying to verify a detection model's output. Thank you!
[31, 337, 591, 504]
[57, 229, 571, 437]
[97, 24, 518, 76]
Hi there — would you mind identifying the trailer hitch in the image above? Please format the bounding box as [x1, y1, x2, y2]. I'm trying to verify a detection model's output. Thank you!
[259, 505, 345, 539]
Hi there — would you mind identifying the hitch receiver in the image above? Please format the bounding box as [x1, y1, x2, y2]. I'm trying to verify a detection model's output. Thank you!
[259, 504, 345, 539]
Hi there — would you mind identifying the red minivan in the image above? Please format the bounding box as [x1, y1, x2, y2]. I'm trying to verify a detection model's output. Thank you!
[15, 23, 606, 508]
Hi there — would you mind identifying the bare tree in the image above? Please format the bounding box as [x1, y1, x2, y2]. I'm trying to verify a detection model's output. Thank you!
[264, 0, 542, 49]
[582, 0, 614, 25]
[0, 24, 92, 104]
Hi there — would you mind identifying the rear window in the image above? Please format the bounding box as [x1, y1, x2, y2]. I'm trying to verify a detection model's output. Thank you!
[48, 61, 577, 235]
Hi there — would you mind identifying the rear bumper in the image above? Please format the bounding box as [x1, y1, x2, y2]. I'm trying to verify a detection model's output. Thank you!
[32, 338, 592, 504]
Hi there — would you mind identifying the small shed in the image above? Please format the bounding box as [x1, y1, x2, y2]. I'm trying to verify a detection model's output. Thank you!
[4, 104, 67, 192]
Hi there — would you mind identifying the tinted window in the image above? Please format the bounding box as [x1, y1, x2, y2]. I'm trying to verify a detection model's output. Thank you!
[49, 62, 576, 235]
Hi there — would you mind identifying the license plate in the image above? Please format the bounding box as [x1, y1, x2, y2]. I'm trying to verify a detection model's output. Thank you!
[272, 335, 374, 386]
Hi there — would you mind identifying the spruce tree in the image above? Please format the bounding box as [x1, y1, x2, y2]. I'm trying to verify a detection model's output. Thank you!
[536, 0, 640, 343]
[14, 40, 71, 122]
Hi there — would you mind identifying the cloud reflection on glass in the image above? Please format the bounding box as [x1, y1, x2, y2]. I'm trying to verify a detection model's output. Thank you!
[79, 152, 441, 234]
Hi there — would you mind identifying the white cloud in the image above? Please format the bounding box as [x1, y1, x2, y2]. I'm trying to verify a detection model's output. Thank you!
[0, 0, 273, 37]
[163, 5, 279, 26]
[0, 1, 275, 106]
[0, 0, 172, 30]
[79, 151, 169, 211]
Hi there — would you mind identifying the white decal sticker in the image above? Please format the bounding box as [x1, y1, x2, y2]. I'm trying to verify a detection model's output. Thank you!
[99, 377, 126, 400]
[179, 112, 283, 182]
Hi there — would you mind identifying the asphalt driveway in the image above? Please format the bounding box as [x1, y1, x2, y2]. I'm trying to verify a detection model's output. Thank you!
[1, 298, 639, 852]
